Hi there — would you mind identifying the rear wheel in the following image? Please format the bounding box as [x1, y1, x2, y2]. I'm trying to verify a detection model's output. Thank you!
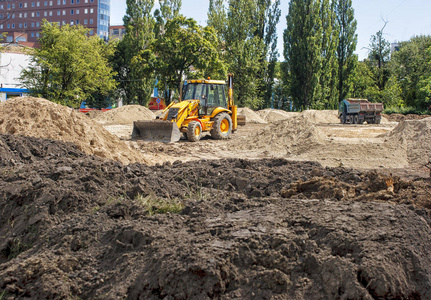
[375, 118, 381, 124]
[340, 114, 346, 124]
[211, 113, 232, 140]
[353, 115, 359, 124]
[187, 121, 202, 142]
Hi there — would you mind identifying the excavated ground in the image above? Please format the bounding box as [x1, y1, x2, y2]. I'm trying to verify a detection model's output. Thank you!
[1, 134, 431, 299]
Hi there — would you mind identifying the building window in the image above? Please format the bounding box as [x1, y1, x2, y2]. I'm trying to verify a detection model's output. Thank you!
[84, 8, 88, 14]
[62, 20, 66, 25]
[32, 2, 35, 7]
[76, 9, 79, 14]
[71, 0, 74, 3]
[49, 11, 52, 16]
[12, 4, 15, 9]
[0, 25, 2, 29]
[44, 1, 48, 6]
[70, 20, 74, 25]
[31, 22, 35, 27]
[89, 29, 93, 35]
[24, 13, 27, 17]
[0, 5, 3, 9]
[62, 10, 66, 15]
[12, 14, 15, 19]
[84, 19, 87, 24]
[113, 29, 119, 35]
[89, 19, 93, 24]
[12, 24, 15, 28]
[36, 22, 40, 27]
[24, 23, 27, 28]
[37, 2, 40, 7]
[36, 12, 40, 17]
[70, 9, 74, 15]
[90, 8, 93, 13]
[50, 1, 53, 6]
[7, 4, 10, 9]
[63, 0, 66, 4]
[19, 23, 22, 28]
[7, 36, 12, 43]
[57, 0, 60, 4]
[36, 33, 40, 37]
[77, 0, 80, 3]
[31, 32, 35, 37]
[76, 19, 79, 24]
[7, 24, 10, 29]
[24, 3, 28, 8]
[44, 11, 47, 16]
[19, 13, 22, 18]
[19, 3, 23, 8]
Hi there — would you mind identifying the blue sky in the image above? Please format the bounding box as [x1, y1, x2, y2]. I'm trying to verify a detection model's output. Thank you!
[110, 0, 431, 61]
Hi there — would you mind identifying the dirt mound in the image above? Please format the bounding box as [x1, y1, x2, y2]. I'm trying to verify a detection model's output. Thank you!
[383, 113, 431, 122]
[256, 109, 299, 122]
[0, 97, 147, 165]
[300, 109, 340, 124]
[233, 115, 325, 154]
[237, 107, 267, 124]
[90, 105, 155, 125]
[0, 134, 85, 166]
[385, 118, 431, 164]
[0, 141, 430, 299]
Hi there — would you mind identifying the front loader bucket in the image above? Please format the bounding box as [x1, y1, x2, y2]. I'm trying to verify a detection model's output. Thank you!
[132, 120, 181, 143]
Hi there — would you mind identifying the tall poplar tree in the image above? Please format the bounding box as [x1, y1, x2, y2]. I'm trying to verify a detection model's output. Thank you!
[112, 0, 156, 105]
[284, 0, 323, 110]
[334, 0, 357, 102]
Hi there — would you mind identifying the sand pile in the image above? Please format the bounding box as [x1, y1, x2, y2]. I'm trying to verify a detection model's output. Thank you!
[237, 107, 267, 124]
[385, 118, 431, 164]
[233, 115, 325, 154]
[300, 109, 340, 124]
[0, 97, 147, 165]
[256, 109, 299, 123]
[90, 105, 155, 125]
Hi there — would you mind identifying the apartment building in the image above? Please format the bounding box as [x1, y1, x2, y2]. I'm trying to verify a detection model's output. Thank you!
[0, 0, 110, 43]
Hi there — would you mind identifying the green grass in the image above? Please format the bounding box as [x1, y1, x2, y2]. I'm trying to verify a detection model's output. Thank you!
[134, 194, 184, 216]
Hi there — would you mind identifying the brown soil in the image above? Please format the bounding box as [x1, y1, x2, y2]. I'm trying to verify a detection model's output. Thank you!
[0, 97, 147, 165]
[1, 99, 431, 299]
[90, 105, 155, 125]
[383, 113, 431, 122]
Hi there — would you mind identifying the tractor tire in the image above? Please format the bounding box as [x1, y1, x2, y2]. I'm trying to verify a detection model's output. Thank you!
[211, 113, 232, 140]
[187, 121, 202, 142]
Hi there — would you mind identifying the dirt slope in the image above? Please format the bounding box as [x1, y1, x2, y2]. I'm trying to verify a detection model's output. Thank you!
[90, 105, 155, 125]
[0, 135, 430, 299]
[0, 97, 147, 165]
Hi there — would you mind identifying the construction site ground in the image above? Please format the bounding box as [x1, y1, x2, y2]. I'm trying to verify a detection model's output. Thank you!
[0, 98, 430, 299]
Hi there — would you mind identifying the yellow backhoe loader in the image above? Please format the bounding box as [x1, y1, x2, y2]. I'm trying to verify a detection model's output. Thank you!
[132, 74, 237, 143]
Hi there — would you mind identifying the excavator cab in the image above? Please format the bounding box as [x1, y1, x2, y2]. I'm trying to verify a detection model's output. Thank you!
[132, 74, 237, 143]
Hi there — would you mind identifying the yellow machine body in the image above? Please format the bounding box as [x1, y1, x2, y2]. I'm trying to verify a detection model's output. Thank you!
[132, 74, 237, 143]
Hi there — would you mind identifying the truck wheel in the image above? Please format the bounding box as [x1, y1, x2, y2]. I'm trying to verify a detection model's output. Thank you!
[353, 115, 359, 124]
[187, 121, 202, 142]
[375, 118, 381, 124]
[211, 113, 232, 140]
[340, 114, 346, 124]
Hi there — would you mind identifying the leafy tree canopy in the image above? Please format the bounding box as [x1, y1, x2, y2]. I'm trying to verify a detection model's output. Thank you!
[20, 21, 116, 108]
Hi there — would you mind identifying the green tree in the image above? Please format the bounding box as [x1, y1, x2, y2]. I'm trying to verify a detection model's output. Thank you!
[284, 0, 323, 110]
[153, 15, 224, 101]
[334, 0, 357, 102]
[20, 21, 116, 108]
[391, 35, 431, 108]
[154, 0, 182, 38]
[315, 0, 339, 109]
[367, 24, 391, 91]
[111, 0, 156, 105]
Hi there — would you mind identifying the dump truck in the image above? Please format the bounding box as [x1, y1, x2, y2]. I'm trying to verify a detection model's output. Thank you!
[132, 74, 237, 143]
[339, 98, 384, 124]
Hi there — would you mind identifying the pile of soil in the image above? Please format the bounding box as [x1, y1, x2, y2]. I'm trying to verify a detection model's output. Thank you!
[0, 134, 430, 299]
[384, 118, 431, 165]
[300, 110, 340, 124]
[0, 97, 147, 165]
[233, 115, 325, 155]
[383, 113, 431, 122]
[90, 105, 155, 125]
[256, 109, 299, 123]
[237, 107, 267, 124]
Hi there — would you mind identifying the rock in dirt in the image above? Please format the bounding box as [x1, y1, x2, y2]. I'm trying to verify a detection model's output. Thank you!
[0, 97, 147, 165]
[89, 105, 155, 125]
[1, 134, 430, 299]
